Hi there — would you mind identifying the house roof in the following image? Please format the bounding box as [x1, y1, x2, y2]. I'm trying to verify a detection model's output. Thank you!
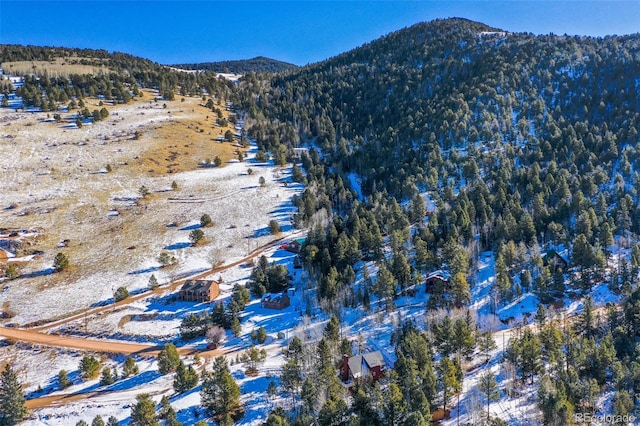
[181, 279, 216, 292]
[543, 249, 568, 264]
[262, 292, 290, 303]
[426, 270, 451, 281]
[362, 351, 385, 368]
[347, 351, 385, 378]
[348, 355, 363, 378]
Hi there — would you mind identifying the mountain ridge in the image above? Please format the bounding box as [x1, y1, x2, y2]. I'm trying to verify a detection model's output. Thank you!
[172, 56, 298, 74]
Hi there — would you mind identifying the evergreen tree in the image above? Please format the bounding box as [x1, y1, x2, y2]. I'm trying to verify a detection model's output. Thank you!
[79, 356, 101, 380]
[453, 315, 475, 360]
[382, 383, 407, 425]
[53, 252, 69, 272]
[91, 415, 105, 426]
[200, 357, 243, 425]
[106, 416, 119, 426]
[58, 369, 71, 389]
[189, 229, 205, 245]
[130, 393, 159, 426]
[158, 395, 174, 419]
[122, 356, 140, 378]
[478, 370, 500, 421]
[173, 361, 199, 393]
[114, 286, 129, 302]
[280, 359, 302, 404]
[240, 346, 267, 376]
[100, 367, 115, 386]
[537, 374, 574, 426]
[323, 315, 340, 341]
[158, 343, 181, 375]
[404, 411, 429, 426]
[578, 296, 598, 338]
[0, 364, 28, 425]
[300, 378, 318, 416]
[148, 274, 159, 290]
[200, 213, 213, 228]
[317, 395, 348, 426]
[437, 357, 460, 413]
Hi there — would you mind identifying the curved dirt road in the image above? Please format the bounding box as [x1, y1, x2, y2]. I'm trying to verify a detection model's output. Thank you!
[0, 327, 156, 355]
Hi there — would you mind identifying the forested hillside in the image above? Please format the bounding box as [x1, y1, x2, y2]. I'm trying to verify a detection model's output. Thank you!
[234, 18, 640, 425]
[0, 45, 234, 107]
[173, 56, 298, 74]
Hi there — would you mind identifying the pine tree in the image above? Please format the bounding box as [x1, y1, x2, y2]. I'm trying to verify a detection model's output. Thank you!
[437, 357, 460, 413]
[79, 356, 101, 380]
[130, 393, 159, 426]
[404, 411, 429, 426]
[158, 395, 174, 419]
[99, 367, 115, 386]
[158, 343, 180, 375]
[280, 359, 302, 404]
[453, 314, 475, 360]
[323, 315, 340, 341]
[122, 356, 139, 378]
[173, 361, 199, 393]
[106, 416, 119, 426]
[53, 252, 69, 272]
[578, 296, 598, 338]
[240, 346, 267, 376]
[148, 274, 159, 290]
[200, 357, 243, 425]
[58, 369, 71, 389]
[300, 378, 318, 416]
[91, 415, 105, 426]
[200, 214, 212, 228]
[478, 370, 500, 421]
[0, 364, 28, 425]
[382, 383, 407, 425]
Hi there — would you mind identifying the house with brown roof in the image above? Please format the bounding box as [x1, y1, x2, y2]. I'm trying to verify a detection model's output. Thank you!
[178, 279, 219, 303]
[261, 292, 290, 310]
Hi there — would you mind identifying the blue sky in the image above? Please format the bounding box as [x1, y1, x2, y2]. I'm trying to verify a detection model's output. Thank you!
[1, 1, 639, 65]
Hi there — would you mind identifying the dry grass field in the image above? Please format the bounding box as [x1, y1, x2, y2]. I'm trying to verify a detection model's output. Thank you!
[0, 90, 287, 325]
[2, 57, 110, 77]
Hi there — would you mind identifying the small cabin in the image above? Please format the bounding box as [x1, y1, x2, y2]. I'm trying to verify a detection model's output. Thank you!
[425, 270, 451, 293]
[340, 351, 386, 385]
[178, 280, 220, 303]
[543, 249, 568, 272]
[261, 292, 291, 310]
[284, 239, 305, 254]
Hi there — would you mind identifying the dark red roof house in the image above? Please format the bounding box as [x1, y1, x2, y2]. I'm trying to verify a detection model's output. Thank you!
[340, 351, 386, 385]
[425, 270, 451, 293]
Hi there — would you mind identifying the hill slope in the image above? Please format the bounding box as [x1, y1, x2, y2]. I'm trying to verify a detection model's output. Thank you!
[234, 17, 640, 424]
[173, 56, 298, 74]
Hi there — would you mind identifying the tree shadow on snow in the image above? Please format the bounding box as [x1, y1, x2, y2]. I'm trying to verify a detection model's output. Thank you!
[19, 267, 55, 279]
[105, 370, 162, 392]
[179, 224, 200, 231]
[128, 266, 161, 275]
[165, 242, 191, 250]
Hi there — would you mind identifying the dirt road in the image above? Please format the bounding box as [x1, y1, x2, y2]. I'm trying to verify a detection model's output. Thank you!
[29, 229, 306, 332]
[0, 327, 157, 355]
